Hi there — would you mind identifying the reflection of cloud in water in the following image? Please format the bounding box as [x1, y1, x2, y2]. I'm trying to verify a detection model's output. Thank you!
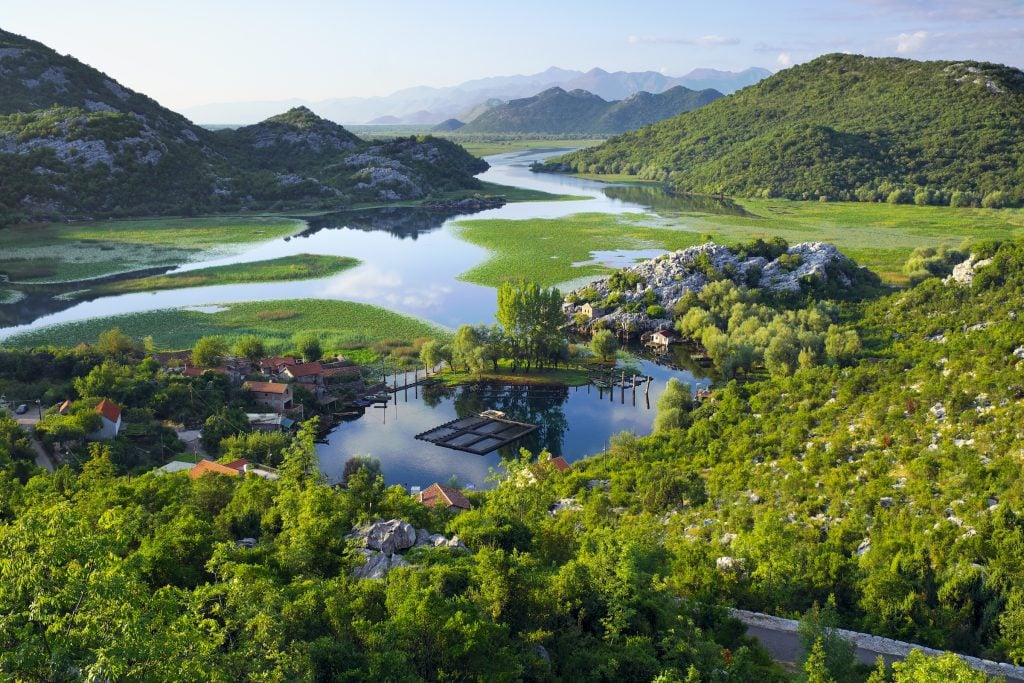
[320, 266, 454, 312]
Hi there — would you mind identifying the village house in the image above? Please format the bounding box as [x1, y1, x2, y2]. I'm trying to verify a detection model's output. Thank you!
[580, 303, 605, 320]
[246, 412, 296, 432]
[417, 483, 472, 511]
[648, 328, 679, 350]
[243, 380, 293, 414]
[188, 459, 242, 480]
[281, 362, 326, 396]
[221, 458, 281, 480]
[259, 356, 298, 376]
[91, 398, 122, 440]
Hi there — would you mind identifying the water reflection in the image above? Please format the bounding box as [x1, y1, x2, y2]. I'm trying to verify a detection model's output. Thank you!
[317, 353, 708, 489]
[303, 204, 471, 240]
[601, 185, 752, 216]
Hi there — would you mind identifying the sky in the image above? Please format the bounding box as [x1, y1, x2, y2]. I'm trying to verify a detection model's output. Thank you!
[3, 0, 1022, 109]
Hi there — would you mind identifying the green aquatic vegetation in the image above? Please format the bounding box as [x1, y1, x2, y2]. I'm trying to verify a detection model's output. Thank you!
[7, 299, 449, 352]
[74, 254, 359, 298]
[0, 216, 304, 283]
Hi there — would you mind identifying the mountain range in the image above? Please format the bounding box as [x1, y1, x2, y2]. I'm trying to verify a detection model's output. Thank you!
[547, 54, 1024, 205]
[180, 66, 771, 126]
[455, 85, 722, 135]
[0, 28, 486, 225]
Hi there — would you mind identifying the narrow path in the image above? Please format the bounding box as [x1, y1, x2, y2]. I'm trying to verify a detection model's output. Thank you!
[28, 435, 55, 472]
[733, 609, 1024, 682]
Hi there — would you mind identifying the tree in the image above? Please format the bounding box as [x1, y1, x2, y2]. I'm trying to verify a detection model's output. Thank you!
[200, 406, 249, 454]
[890, 650, 991, 682]
[803, 638, 836, 683]
[496, 279, 564, 371]
[279, 417, 322, 487]
[233, 335, 265, 363]
[420, 339, 446, 371]
[192, 336, 228, 368]
[453, 325, 485, 373]
[342, 455, 382, 486]
[96, 327, 135, 357]
[590, 329, 618, 361]
[654, 378, 693, 433]
[798, 600, 856, 683]
[293, 332, 322, 362]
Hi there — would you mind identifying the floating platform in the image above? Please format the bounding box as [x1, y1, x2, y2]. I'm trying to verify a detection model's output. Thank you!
[415, 414, 538, 455]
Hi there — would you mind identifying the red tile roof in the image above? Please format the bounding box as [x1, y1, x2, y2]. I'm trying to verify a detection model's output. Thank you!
[245, 381, 291, 395]
[259, 356, 297, 370]
[188, 459, 242, 480]
[221, 458, 249, 472]
[548, 456, 570, 472]
[283, 362, 324, 378]
[419, 483, 471, 510]
[95, 398, 121, 422]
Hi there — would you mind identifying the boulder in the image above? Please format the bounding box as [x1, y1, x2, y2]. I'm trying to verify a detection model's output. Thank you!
[353, 518, 417, 555]
[352, 550, 391, 580]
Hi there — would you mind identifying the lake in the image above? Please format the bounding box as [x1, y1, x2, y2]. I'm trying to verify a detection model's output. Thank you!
[1, 150, 724, 486]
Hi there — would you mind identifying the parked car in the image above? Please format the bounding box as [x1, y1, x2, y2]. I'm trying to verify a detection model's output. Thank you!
[14, 404, 28, 415]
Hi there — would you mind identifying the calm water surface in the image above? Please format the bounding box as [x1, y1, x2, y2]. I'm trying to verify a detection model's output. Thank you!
[2, 149, 726, 485]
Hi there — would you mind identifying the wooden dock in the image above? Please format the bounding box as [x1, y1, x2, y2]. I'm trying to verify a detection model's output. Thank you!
[414, 414, 538, 455]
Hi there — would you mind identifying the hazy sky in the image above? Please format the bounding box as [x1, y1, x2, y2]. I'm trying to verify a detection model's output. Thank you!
[4, 0, 1022, 108]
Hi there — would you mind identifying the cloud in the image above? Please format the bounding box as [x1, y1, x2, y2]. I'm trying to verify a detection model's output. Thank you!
[856, 0, 1024, 21]
[894, 30, 929, 53]
[776, 52, 793, 67]
[696, 34, 740, 47]
[628, 34, 739, 48]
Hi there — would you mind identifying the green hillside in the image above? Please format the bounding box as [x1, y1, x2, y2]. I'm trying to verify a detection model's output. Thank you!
[0, 29, 487, 225]
[460, 85, 721, 135]
[546, 54, 1024, 206]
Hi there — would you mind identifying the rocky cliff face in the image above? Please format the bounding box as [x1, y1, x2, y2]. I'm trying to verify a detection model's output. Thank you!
[0, 29, 488, 223]
[565, 241, 866, 334]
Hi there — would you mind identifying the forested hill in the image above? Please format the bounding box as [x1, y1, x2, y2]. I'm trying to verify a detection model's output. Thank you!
[0, 28, 487, 225]
[460, 85, 722, 135]
[546, 54, 1024, 206]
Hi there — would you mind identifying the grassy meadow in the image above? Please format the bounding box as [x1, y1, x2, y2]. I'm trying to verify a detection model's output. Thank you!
[445, 136, 607, 158]
[0, 216, 304, 283]
[73, 254, 359, 298]
[454, 201, 1024, 287]
[6, 299, 449, 354]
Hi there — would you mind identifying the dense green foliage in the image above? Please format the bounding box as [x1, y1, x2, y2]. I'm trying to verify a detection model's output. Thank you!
[0, 29, 487, 226]
[460, 86, 721, 135]
[548, 54, 1024, 204]
[4, 242, 1024, 678]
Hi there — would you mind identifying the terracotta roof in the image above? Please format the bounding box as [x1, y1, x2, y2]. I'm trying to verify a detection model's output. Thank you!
[188, 459, 242, 480]
[283, 362, 324, 378]
[653, 329, 678, 338]
[419, 483, 471, 510]
[183, 366, 228, 377]
[245, 381, 291, 394]
[548, 456, 570, 472]
[95, 398, 121, 422]
[221, 458, 249, 472]
[259, 356, 297, 370]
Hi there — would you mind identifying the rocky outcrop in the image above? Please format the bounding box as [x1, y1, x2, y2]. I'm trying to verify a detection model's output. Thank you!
[945, 255, 993, 286]
[348, 518, 468, 579]
[565, 241, 861, 334]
